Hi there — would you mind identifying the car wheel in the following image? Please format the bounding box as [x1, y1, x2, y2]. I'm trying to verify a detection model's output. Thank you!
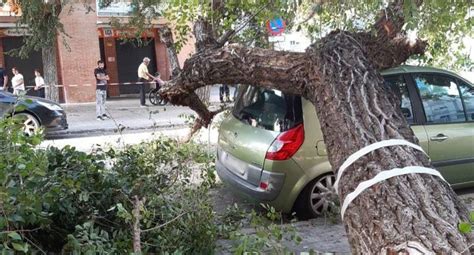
[294, 174, 338, 219]
[16, 113, 40, 136]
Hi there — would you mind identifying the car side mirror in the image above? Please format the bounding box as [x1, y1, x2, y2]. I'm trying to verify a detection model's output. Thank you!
[401, 107, 411, 118]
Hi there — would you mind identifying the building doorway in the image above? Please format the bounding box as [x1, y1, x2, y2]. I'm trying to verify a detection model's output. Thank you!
[3, 37, 43, 96]
[115, 38, 156, 95]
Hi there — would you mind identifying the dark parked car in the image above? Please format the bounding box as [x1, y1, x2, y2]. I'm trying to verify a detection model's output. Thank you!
[0, 91, 68, 135]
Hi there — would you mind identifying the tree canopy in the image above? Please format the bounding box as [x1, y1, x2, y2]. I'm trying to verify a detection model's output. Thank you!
[9, 0, 471, 70]
[108, 0, 473, 70]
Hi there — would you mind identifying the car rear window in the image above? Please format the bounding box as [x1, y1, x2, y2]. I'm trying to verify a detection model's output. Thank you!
[232, 85, 303, 132]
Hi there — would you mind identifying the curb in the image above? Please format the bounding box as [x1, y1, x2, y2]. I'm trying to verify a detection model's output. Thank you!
[45, 123, 189, 140]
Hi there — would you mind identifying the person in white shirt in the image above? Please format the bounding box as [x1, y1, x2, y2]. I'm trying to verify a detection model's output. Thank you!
[11, 67, 25, 96]
[33, 69, 45, 98]
[137, 57, 155, 106]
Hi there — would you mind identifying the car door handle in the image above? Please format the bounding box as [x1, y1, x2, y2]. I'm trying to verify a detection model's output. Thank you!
[430, 134, 449, 142]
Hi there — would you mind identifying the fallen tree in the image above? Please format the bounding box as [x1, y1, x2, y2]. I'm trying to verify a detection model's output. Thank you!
[156, 0, 474, 253]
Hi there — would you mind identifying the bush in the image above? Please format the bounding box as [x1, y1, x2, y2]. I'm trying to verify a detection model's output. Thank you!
[1, 116, 301, 254]
[0, 116, 217, 254]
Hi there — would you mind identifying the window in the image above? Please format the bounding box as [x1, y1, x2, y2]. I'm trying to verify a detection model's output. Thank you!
[459, 82, 474, 121]
[414, 74, 466, 124]
[384, 75, 414, 124]
[233, 86, 302, 132]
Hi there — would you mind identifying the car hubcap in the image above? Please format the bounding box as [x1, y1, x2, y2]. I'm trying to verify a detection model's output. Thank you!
[310, 174, 337, 215]
[20, 114, 39, 136]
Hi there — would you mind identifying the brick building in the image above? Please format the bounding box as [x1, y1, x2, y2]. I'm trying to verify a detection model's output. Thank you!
[0, 1, 195, 103]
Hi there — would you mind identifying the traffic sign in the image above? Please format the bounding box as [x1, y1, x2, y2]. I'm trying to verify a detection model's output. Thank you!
[266, 18, 286, 36]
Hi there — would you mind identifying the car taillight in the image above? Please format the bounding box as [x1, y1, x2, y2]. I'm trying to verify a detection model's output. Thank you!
[265, 123, 304, 161]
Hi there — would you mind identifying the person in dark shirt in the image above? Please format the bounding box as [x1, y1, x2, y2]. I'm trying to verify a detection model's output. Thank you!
[219, 84, 230, 102]
[94, 60, 110, 120]
[0, 65, 8, 91]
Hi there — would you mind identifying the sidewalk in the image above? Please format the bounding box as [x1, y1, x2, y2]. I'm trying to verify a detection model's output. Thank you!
[50, 98, 193, 137]
[47, 85, 235, 138]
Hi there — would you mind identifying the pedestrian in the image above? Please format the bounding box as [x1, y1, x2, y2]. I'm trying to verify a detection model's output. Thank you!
[11, 67, 25, 96]
[94, 60, 110, 121]
[219, 84, 230, 102]
[0, 64, 8, 92]
[33, 69, 45, 98]
[153, 71, 165, 88]
[137, 57, 155, 106]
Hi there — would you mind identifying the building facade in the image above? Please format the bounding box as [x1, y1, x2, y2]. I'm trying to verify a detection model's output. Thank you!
[0, 0, 194, 103]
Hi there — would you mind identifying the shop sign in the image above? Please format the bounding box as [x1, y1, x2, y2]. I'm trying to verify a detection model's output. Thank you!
[0, 28, 30, 37]
[98, 28, 155, 38]
[97, 0, 133, 17]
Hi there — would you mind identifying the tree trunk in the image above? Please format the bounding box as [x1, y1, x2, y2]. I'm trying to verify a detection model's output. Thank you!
[158, 27, 181, 78]
[157, 2, 474, 252]
[310, 30, 472, 253]
[42, 42, 59, 102]
[195, 86, 211, 105]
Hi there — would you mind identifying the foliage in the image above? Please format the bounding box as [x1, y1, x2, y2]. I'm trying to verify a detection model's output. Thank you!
[100, 0, 473, 70]
[459, 211, 474, 234]
[0, 112, 47, 253]
[228, 204, 302, 254]
[0, 116, 219, 253]
[101, 0, 298, 50]
[8, 0, 68, 58]
[297, 0, 473, 71]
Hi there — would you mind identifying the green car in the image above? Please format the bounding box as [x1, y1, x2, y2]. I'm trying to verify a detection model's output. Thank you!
[216, 65, 474, 218]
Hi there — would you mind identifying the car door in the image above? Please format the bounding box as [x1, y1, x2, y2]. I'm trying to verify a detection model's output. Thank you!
[411, 73, 474, 186]
[383, 74, 429, 151]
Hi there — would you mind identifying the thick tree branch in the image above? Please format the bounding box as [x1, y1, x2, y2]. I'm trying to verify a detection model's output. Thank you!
[159, 44, 309, 127]
[156, 0, 473, 252]
[359, 0, 427, 69]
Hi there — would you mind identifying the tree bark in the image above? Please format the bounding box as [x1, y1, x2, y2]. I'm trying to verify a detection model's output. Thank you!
[42, 42, 59, 102]
[158, 1, 474, 253]
[132, 196, 144, 253]
[158, 27, 181, 78]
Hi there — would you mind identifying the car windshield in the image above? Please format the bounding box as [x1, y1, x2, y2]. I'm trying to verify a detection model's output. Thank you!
[233, 85, 303, 132]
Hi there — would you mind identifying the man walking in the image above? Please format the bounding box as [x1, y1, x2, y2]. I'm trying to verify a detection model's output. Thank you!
[94, 60, 110, 120]
[11, 67, 25, 95]
[137, 57, 155, 106]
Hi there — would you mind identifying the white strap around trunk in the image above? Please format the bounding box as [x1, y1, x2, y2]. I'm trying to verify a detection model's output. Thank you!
[340, 166, 446, 219]
[334, 139, 427, 194]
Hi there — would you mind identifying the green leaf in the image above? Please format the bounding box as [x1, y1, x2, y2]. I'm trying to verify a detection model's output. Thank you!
[459, 222, 472, 234]
[470, 212, 474, 223]
[24, 99, 33, 104]
[7, 232, 22, 241]
[31, 137, 41, 145]
[12, 242, 27, 253]
[14, 105, 27, 112]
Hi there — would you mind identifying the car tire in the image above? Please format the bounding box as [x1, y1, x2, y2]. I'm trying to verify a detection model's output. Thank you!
[15, 113, 40, 136]
[294, 173, 338, 219]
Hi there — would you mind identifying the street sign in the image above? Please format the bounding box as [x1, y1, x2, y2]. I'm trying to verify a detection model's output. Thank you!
[266, 18, 286, 36]
[268, 35, 285, 42]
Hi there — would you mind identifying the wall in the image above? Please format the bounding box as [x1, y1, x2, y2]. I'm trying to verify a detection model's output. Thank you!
[57, 2, 100, 103]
